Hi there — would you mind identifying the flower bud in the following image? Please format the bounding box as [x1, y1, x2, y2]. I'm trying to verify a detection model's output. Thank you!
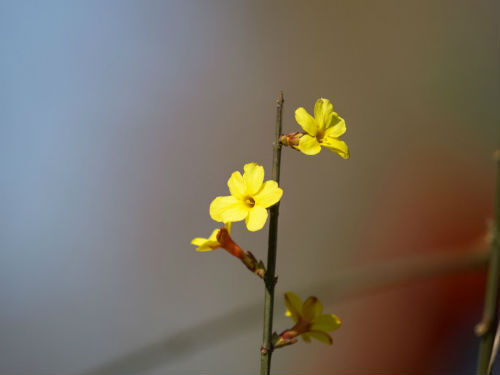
[279, 132, 303, 148]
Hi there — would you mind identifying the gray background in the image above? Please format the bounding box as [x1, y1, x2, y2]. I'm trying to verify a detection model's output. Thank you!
[2, 1, 499, 374]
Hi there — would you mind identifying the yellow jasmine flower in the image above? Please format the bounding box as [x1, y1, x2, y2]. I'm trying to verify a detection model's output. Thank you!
[209, 163, 283, 232]
[191, 223, 232, 252]
[279, 291, 341, 345]
[294, 98, 349, 158]
[191, 224, 266, 278]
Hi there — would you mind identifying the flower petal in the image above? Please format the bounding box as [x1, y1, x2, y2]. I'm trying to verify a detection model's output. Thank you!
[321, 137, 349, 159]
[191, 236, 220, 252]
[295, 107, 317, 136]
[284, 291, 303, 323]
[195, 241, 220, 252]
[254, 181, 283, 208]
[314, 98, 333, 130]
[225, 222, 232, 234]
[243, 163, 264, 195]
[298, 134, 321, 155]
[227, 171, 246, 199]
[245, 206, 268, 231]
[302, 296, 323, 321]
[191, 237, 208, 246]
[324, 115, 346, 137]
[311, 314, 341, 332]
[207, 229, 220, 242]
[210, 196, 248, 222]
[321, 137, 350, 159]
[307, 330, 333, 345]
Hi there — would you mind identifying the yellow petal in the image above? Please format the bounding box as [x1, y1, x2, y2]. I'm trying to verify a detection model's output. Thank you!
[298, 134, 321, 155]
[243, 163, 264, 195]
[254, 181, 283, 208]
[245, 206, 268, 231]
[284, 291, 303, 323]
[311, 314, 341, 332]
[227, 171, 246, 199]
[302, 296, 323, 321]
[191, 237, 219, 252]
[191, 237, 208, 246]
[207, 229, 220, 242]
[210, 196, 248, 222]
[313, 98, 333, 130]
[195, 241, 220, 252]
[321, 137, 349, 159]
[307, 330, 333, 345]
[324, 115, 346, 137]
[295, 107, 317, 136]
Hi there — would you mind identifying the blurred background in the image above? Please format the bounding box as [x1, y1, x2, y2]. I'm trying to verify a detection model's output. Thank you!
[2, 1, 500, 374]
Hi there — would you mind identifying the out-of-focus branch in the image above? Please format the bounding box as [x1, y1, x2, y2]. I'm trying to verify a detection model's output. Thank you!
[78, 244, 488, 375]
[477, 151, 500, 375]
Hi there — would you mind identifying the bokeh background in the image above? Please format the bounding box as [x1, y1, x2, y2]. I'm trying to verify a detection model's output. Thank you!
[2, 1, 500, 374]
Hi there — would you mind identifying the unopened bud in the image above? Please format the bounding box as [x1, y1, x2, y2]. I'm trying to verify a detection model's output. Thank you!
[273, 329, 300, 349]
[241, 250, 266, 279]
[280, 132, 302, 148]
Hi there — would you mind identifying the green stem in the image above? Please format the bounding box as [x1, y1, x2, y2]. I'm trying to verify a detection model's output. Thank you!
[476, 151, 500, 375]
[260, 92, 284, 375]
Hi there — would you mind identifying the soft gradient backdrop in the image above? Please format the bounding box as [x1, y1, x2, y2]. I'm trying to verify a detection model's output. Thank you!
[2, 1, 500, 374]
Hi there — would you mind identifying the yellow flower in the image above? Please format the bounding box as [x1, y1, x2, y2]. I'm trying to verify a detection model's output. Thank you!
[191, 223, 232, 252]
[209, 163, 283, 232]
[192, 224, 266, 278]
[294, 98, 349, 158]
[282, 291, 341, 345]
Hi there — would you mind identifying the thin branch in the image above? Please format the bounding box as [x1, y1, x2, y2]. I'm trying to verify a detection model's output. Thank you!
[260, 92, 284, 375]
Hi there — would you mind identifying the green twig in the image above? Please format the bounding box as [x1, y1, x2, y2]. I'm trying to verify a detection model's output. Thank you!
[260, 92, 284, 375]
[476, 151, 500, 375]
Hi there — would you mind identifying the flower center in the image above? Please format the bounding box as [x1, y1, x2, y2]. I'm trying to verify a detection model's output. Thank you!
[244, 196, 255, 208]
[316, 129, 325, 142]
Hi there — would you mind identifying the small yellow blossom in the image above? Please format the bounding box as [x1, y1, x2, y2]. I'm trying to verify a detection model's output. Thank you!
[191, 224, 266, 278]
[191, 223, 232, 252]
[280, 291, 341, 345]
[294, 98, 349, 158]
[209, 163, 283, 232]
